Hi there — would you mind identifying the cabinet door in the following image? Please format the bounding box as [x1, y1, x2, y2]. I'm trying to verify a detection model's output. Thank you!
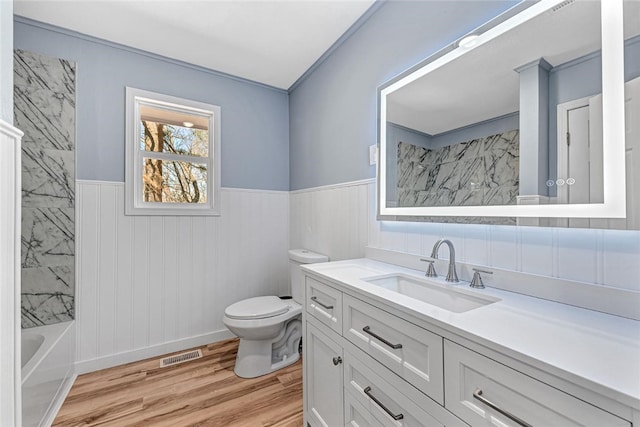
[306, 322, 344, 427]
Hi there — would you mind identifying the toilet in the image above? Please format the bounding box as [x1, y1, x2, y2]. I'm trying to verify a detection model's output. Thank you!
[223, 249, 328, 378]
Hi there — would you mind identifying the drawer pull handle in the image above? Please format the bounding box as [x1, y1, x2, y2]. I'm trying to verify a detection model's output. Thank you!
[473, 389, 533, 427]
[364, 386, 404, 421]
[310, 296, 333, 310]
[332, 356, 342, 366]
[362, 326, 403, 349]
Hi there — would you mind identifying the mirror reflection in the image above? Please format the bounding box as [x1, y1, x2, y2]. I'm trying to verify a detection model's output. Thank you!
[382, 0, 640, 227]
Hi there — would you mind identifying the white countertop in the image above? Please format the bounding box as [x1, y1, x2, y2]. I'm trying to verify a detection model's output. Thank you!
[302, 258, 640, 410]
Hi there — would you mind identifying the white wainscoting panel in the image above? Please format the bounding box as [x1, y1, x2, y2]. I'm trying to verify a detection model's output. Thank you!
[290, 179, 371, 262]
[0, 120, 22, 427]
[76, 181, 290, 370]
[80, 178, 640, 370]
[291, 179, 640, 294]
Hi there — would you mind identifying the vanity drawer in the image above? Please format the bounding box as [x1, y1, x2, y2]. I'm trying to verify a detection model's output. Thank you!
[343, 294, 444, 404]
[345, 390, 384, 427]
[306, 277, 342, 334]
[344, 348, 449, 427]
[444, 340, 630, 427]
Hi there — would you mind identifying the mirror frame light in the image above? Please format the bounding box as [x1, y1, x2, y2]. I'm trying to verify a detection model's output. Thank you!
[378, 0, 626, 219]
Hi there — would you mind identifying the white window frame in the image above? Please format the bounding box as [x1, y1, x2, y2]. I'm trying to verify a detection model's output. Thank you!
[125, 87, 221, 216]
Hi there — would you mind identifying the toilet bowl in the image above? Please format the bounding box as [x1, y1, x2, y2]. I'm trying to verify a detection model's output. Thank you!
[223, 249, 328, 378]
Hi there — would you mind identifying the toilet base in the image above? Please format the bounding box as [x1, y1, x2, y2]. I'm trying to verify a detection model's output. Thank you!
[234, 347, 300, 378]
[233, 318, 302, 378]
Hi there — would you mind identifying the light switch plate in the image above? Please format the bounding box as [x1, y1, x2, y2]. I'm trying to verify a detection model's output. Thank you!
[369, 144, 377, 165]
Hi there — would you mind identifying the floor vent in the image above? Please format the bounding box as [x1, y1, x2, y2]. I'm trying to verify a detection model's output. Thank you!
[160, 349, 203, 368]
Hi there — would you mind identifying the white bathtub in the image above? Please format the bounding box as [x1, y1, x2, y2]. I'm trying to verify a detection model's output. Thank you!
[22, 334, 45, 371]
[22, 321, 75, 427]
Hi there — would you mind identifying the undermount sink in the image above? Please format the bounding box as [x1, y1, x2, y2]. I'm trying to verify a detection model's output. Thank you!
[362, 273, 500, 313]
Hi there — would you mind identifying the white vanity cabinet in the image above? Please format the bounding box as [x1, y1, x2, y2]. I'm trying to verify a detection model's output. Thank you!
[302, 268, 639, 427]
[304, 275, 465, 427]
[305, 313, 461, 427]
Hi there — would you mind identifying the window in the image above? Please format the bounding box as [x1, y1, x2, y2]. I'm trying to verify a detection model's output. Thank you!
[125, 88, 221, 215]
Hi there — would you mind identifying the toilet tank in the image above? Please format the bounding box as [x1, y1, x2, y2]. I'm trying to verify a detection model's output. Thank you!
[289, 249, 329, 303]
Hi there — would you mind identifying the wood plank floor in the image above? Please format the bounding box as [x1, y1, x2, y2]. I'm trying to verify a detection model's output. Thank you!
[53, 339, 303, 427]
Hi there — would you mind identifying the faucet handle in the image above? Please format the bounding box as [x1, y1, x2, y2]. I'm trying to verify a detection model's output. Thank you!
[470, 268, 493, 289]
[420, 258, 438, 278]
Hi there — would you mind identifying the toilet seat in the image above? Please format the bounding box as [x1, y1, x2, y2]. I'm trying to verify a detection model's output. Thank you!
[225, 296, 289, 320]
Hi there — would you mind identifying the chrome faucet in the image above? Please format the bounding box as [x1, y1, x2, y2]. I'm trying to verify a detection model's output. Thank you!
[430, 239, 459, 282]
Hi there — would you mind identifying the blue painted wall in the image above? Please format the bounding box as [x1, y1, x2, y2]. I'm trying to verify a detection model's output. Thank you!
[289, 0, 519, 190]
[548, 36, 640, 110]
[1, 1, 13, 123]
[428, 113, 519, 149]
[547, 37, 640, 184]
[14, 18, 290, 191]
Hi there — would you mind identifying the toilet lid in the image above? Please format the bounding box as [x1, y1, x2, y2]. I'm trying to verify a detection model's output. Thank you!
[225, 296, 289, 320]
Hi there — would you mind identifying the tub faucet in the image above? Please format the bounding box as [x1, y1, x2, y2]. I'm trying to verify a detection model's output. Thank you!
[430, 239, 459, 283]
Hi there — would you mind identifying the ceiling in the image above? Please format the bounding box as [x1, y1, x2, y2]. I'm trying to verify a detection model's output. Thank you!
[13, 0, 376, 90]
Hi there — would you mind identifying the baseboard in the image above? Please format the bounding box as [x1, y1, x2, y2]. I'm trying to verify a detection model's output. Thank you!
[40, 372, 76, 427]
[75, 329, 236, 375]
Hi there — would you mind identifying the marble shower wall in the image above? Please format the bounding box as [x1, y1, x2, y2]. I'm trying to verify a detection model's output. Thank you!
[397, 130, 519, 208]
[15, 49, 76, 328]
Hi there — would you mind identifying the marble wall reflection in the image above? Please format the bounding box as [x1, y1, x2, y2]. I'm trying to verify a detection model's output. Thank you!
[15, 49, 76, 328]
[397, 130, 519, 208]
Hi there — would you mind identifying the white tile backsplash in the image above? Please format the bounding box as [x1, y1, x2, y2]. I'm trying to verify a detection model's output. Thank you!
[462, 224, 490, 266]
[291, 179, 640, 296]
[518, 226, 555, 276]
[488, 225, 519, 270]
[602, 229, 640, 291]
[555, 227, 599, 283]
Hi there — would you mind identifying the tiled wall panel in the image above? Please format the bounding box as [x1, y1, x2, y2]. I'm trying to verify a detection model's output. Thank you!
[396, 130, 519, 208]
[15, 49, 76, 328]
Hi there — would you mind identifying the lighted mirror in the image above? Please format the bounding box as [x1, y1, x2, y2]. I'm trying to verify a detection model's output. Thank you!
[379, 0, 638, 227]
